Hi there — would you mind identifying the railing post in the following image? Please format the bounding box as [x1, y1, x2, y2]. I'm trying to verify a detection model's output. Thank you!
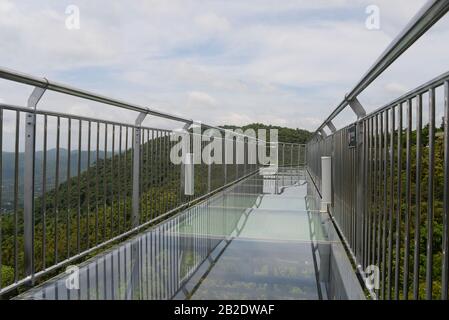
[223, 137, 227, 184]
[282, 143, 285, 167]
[290, 143, 293, 167]
[243, 138, 247, 176]
[130, 112, 147, 300]
[321, 156, 332, 212]
[235, 138, 238, 180]
[132, 112, 147, 228]
[207, 155, 211, 193]
[24, 86, 46, 282]
[180, 123, 193, 197]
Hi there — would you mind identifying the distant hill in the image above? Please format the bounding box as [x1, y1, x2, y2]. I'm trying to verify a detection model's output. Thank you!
[0, 123, 311, 287]
[0, 124, 310, 210]
[1, 149, 110, 210]
[220, 123, 312, 144]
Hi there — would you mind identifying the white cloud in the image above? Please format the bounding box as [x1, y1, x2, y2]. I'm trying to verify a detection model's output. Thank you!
[194, 13, 231, 33]
[0, 0, 447, 135]
[384, 82, 408, 95]
[187, 91, 217, 108]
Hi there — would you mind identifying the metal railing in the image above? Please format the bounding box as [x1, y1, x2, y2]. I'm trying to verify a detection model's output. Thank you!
[314, 0, 449, 135]
[307, 0, 449, 300]
[0, 67, 305, 296]
[15, 177, 264, 300]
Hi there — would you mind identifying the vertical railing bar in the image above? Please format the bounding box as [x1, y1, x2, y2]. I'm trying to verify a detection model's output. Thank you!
[166, 132, 170, 212]
[364, 118, 369, 268]
[95, 122, 100, 245]
[376, 114, 382, 272]
[362, 120, 368, 268]
[381, 110, 388, 299]
[171, 133, 176, 210]
[67, 117, 71, 259]
[179, 132, 183, 207]
[111, 124, 115, 236]
[169, 132, 173, 211]
[0, 109, 3, 290]
[352, 132, 356, 250]
[413, 94, 423, 300]
[351, 139, 354, 251]
[139, 128, 144, 225]
[118, 125, 122, 234]
[154, 130, 159, 217]
[403, 98, 412, 299]
[372, 115, 378, 266]
[165, 132, 169, 213]
[77, 120, 82, 254]
[367, 117, 373, 268]
[124, 126, 128, 229]
[131, 125, 137, 228]
[145, 129, 150, 221]
[166, 131, 171, 213]
[142, 128, 146, 219]
[442, 81, 449, 300]
[156, 130, 160, 216]
[13, 111, 19, 281]
[426, 87, 435, 300]
[103, 123, 108, 239]
[151, 130, 155, 220]
[54, 116, 60, 263]
[86, 120, 91, 249]
[42, 115, 48, 270]
[387, 106, 395, 299]
[394, 103, 403, 300]
[158, 131, 164, 215]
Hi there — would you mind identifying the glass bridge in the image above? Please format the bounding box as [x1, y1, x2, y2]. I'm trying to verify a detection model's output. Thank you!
[2, 0, 449, 301]
[17, 168, 365, 300]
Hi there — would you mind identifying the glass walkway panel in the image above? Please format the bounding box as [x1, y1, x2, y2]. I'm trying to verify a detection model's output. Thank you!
[17, 168, 364, 300]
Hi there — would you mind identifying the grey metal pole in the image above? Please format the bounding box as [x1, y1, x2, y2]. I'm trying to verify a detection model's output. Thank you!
[207, 158, 211, 194]
[24, 86, 46, 281]
[132, 112, 147, 228]
[290, 143, 293, 167]
[223, 137, 227, 184]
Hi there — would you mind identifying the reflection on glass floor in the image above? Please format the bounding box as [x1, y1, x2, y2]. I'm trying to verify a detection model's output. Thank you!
[17, 167, 365, 300]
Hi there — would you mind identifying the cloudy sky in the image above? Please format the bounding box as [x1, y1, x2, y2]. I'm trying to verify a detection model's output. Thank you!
[1, 0, 449, 133]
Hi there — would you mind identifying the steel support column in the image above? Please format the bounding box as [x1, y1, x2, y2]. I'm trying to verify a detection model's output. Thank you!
[24, 86, 47, 282]
[132, 111, 147, 228]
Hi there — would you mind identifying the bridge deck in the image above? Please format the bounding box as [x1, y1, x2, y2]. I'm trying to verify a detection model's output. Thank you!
[17, 168, 364, 300]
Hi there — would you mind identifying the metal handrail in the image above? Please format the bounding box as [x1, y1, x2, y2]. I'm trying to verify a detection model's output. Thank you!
[314, 0, 449, 135]
[0, 66, 264, 142]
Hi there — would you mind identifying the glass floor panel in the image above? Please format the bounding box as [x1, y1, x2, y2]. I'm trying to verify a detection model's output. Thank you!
[16, 169, 364, 300]
[188, 239, 320, 300]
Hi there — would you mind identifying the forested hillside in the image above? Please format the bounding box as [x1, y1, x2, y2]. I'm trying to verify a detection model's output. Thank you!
[0, 123, 308, 291]
[220, 123, 312, 144]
